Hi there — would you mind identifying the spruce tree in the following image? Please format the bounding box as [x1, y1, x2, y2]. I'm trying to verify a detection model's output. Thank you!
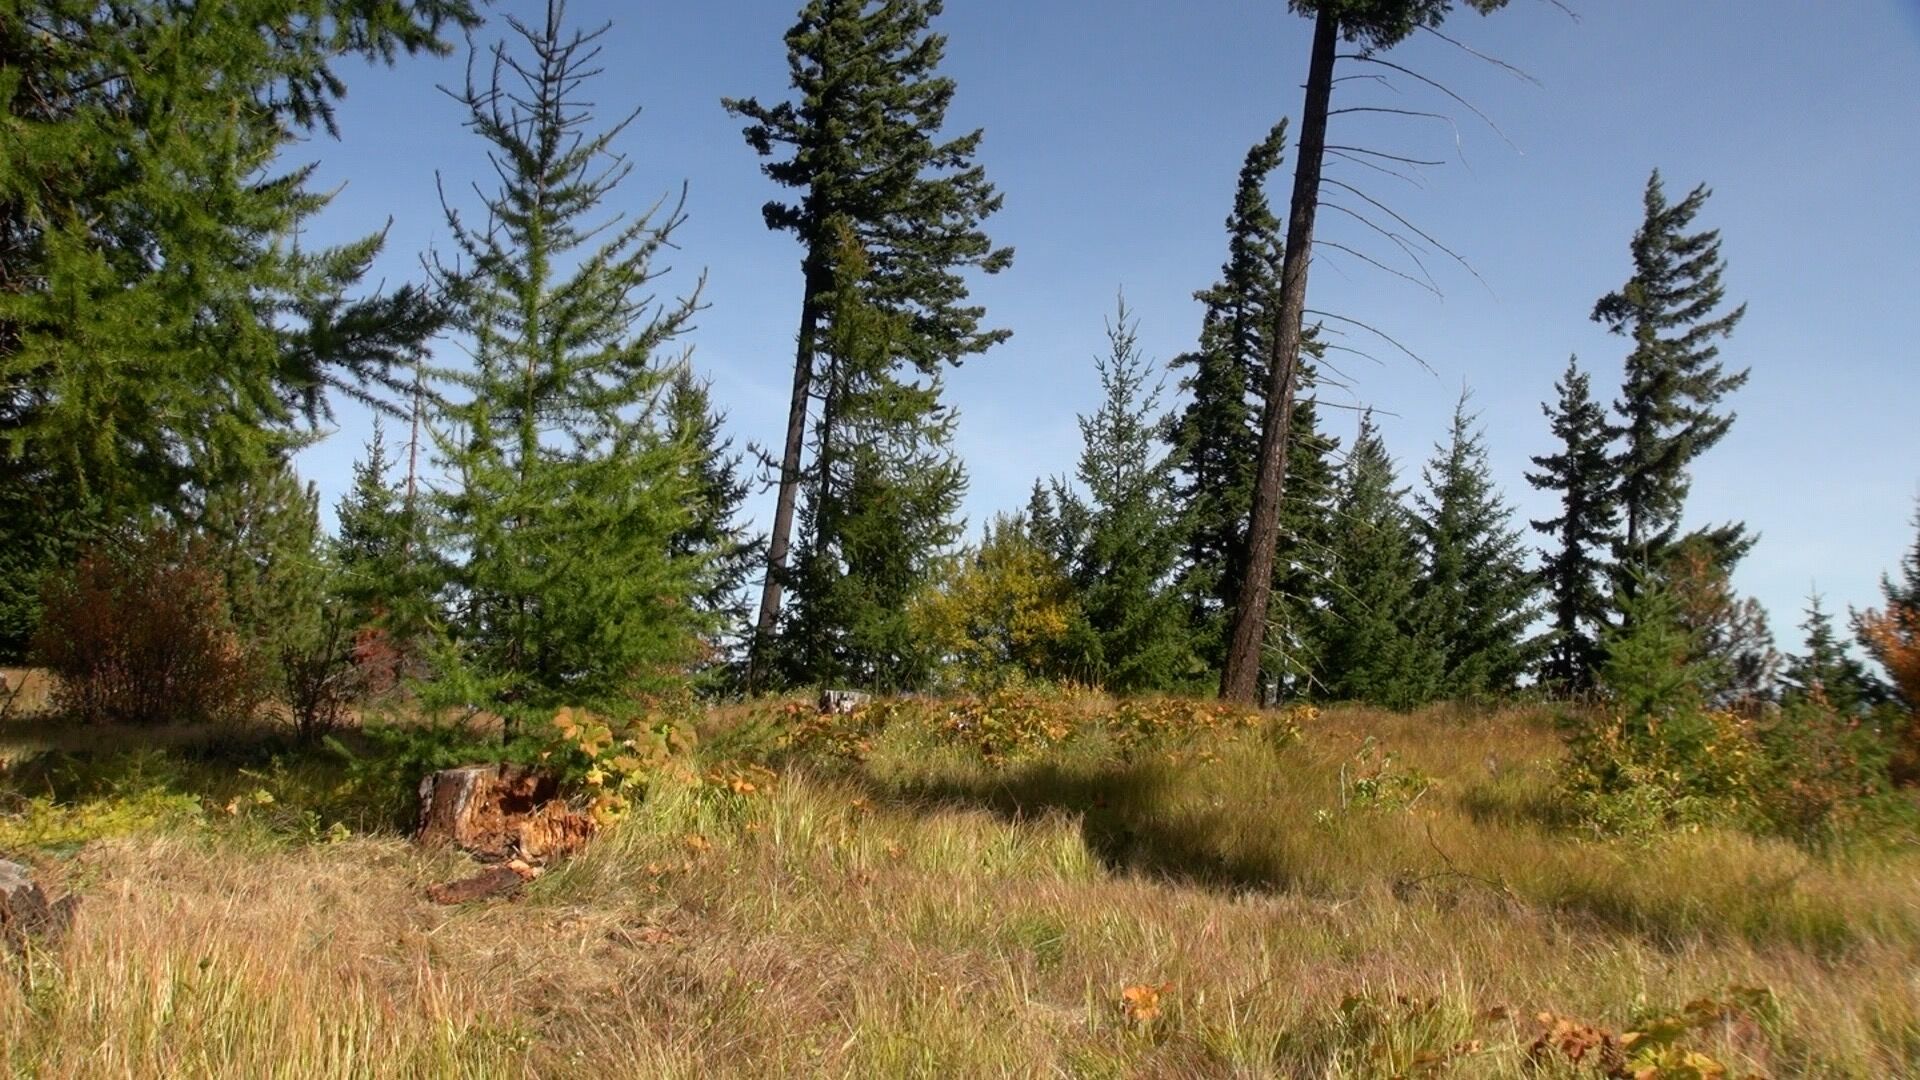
[1782, 593, 1881, 714]
[1312, 411, 1438, 708]
[1526, 357, 1620, 694]
[334, 422, 439, 662]
[725, 0, 1013, 684]
[778, 233, 966, 690]
[1169, 122, 1339, 687]
[1220, 0, 1511, 703]
[1593, 171, 1749, 574]
[1873, 498, 1920, 612]
[1415, 391, 1541, 698]
[1040, 302, 1193, 693]
[428, 2, 705, 722]
[666, 369, 760, 692]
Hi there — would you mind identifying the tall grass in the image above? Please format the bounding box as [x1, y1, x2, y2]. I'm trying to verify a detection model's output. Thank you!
[4, 698, 1918, 1076]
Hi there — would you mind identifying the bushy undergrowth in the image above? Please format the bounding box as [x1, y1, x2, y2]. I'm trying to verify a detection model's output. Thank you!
[32, 529, 263, 727]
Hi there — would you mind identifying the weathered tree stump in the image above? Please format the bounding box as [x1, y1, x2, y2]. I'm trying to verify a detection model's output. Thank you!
[818, 689, 871, 715]
[416, 764, 560, 862]
[1, 859, 77, 952]
[415, 764, 598, 868]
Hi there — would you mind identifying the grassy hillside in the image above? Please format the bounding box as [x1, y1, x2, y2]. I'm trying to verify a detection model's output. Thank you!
[3, 694, 1917, 1077]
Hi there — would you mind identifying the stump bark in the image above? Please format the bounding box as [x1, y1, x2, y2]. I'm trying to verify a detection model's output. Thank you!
[1, 859, 76, 952]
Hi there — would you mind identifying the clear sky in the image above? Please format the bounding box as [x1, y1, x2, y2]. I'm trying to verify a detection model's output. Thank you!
[295, 0, 1920, 651]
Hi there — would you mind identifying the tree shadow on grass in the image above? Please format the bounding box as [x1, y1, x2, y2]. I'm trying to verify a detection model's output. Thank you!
[856, 758, 1301, 895]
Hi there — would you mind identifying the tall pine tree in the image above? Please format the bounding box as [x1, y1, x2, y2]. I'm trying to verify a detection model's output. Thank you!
[1037, 301, 1193, 693]
[778, 232, 966, 690]
[1221, 0, 1511, 703]
[1526, 356, 1620, 693]
[428, 2, 705, 722]
[1593, 171, 1748, 575]
[1312, 411, 1438, 708]
[1414, 391, 1541, 698]
[725, 0, 1012, 684]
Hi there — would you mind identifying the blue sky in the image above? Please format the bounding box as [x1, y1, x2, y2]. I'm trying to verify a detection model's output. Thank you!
[296, 0, 1920, 649]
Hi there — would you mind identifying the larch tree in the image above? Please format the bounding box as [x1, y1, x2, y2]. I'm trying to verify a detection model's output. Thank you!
[1221, 0, 1511, 702]
[428, 1, 706, 725]
[724, 0, 1012, 688]
[1593, 171, 1749, 576]
[1414, 391, 1541, 698]
[0, 0, 472, 657]
[1526, 356, 1620, 694]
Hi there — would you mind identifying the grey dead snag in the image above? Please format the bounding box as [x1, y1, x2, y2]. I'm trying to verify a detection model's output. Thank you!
[818, 689, 872, 716]
[1, 859, 78, 952]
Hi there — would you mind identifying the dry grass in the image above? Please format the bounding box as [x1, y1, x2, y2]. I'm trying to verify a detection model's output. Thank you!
[4, 700, 1919, 1077]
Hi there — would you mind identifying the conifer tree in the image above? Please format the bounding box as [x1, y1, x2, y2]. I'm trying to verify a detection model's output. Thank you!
[1526, 357, 1620, 693]
[725, 0, 1013, 684]
[428, 2, 704, 723]
[665, 368, 760, 691]
[1782, 593, 1881, 714]
[0, 0, 470, 513]
[333, 422, 439, 662]
[1415, 391, 1541, 698]
[778, 234, 965, 690]
[1221, 0, 1511, 703]
[1, 0, 469, 657]
[1038, 302, 1193, 693]
[1872, 499, 1920, 613]
[1593, 171, 1749, 574]
[1312, 411, 1438, 708]
[198, 463, 331, 691]
[1169, 122, 1339, 687]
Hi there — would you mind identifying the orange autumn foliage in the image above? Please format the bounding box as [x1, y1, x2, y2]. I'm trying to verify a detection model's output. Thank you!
[1858, 603, 1920, 784]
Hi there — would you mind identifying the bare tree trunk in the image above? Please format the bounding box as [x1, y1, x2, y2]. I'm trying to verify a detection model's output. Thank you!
[748, 274, 824, 691]
[1221, 9, 1339, 704]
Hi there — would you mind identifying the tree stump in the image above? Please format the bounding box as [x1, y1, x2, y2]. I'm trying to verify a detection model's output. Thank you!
[818, 689, 871, 715]
[415, 764, 561, 862]
[414, 764, 598, 866]
[1, 859, 77, 953]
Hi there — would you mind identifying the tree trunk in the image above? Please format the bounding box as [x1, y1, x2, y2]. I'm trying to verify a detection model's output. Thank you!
[748, 274, 825, 692]
[1221, 9, 1340, 704]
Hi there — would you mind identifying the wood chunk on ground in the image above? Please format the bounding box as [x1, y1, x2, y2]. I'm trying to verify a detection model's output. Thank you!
[425, 865, 530, 905]
[1, 858, 78, 951]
